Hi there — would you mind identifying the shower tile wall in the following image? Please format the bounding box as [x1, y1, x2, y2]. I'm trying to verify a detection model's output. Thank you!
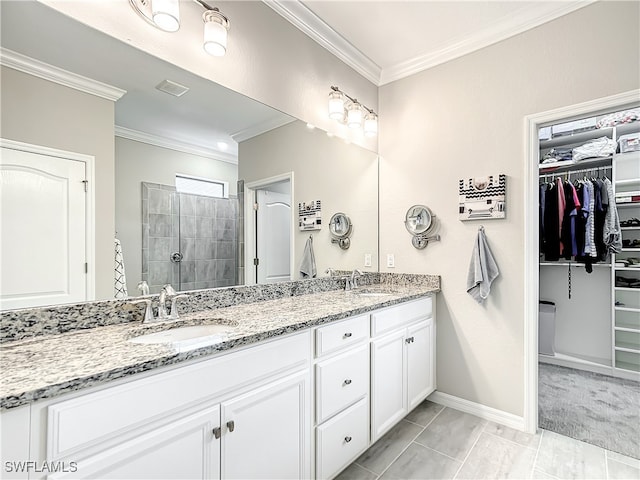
[142, 182, 238, 294]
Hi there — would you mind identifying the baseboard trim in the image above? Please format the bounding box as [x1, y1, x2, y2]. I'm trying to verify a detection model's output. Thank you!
[428, 391, 525, 431]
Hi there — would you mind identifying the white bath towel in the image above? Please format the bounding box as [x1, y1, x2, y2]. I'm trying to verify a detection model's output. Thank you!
[299, 236, 317, 279]
[114, 238, 128, 298]
[467, 227, 499, 304]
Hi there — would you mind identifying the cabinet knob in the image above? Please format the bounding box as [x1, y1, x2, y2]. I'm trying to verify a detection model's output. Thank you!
[405, 336, 415, 344]
[343, 332, 353, 338]
[344, 436, 352, 443]
[343, 379, 352, 386]
[212, 427, 221, 439]
[227, 420, 235, 432]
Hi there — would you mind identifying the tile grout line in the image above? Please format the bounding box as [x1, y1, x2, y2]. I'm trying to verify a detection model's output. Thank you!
[352, 462, 381, 478]
[451, 421, 487, 479]
[605, 448, 610, 480]
[374, 406, 446, 479]
[412, 440, 463, 463]
[530, 429, 548, 479]
[483, 429, 540, 451]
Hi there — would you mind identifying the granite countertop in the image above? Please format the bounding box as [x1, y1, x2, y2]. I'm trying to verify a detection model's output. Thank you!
[0, 283, 437, 410]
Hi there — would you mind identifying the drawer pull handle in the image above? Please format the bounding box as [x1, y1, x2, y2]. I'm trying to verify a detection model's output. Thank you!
[213, 427, 221, 439]
[343, 379, 352, 386]
[405, 336, 415, 344]
[227, 420, 235, 432]
[344, 436, 352, 443]
[344, 332, 353, 338]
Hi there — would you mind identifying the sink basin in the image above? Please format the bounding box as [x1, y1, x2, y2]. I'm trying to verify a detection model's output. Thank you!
[128, 324, 233, 352]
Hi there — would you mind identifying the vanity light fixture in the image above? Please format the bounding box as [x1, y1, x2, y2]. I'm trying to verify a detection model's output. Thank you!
[328, 86, 377, 136]
[129, 0, 230, 56]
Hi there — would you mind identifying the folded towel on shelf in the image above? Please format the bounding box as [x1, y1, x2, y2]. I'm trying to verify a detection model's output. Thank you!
[114, 238, 128, 298]
[299, 236, 317, 279]
[467, 227, 500, 304]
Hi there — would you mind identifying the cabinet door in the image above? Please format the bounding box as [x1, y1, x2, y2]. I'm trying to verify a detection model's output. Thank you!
[407, 318, 435, 411]
[220, 370, 310, 480]
[49, 405, 221, 480]
[371, 329, 406, 442]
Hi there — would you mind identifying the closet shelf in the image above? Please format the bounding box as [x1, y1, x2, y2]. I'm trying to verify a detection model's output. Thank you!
[615, 327, 640, 334]
[615, 286, 640, 292]
[539, 262, 610, 268]
[617, 202, 640, 209]
[615, 267, 640, 272]
[539, 128, 614, 149]
[538, 156, 612, 173]
[615, 345, 640, 354]
[620, 248, 640, 252]
[621, 227, 640, 231]
[615, 179, 640, 186]
[615, 307, 640, 313]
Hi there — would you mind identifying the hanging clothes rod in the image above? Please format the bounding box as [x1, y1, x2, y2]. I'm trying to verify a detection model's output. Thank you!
[540, 165, 611, 180]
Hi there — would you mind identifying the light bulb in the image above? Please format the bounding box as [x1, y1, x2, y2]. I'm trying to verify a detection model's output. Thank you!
[152, 0, 180, 32]
[328, 91, 345, 120]
[364, 112, 378, 137]
[347, 102, 363, 129]
[203, 9, 229, 56]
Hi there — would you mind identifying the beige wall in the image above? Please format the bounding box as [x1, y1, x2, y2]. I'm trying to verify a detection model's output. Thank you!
[378, 1, 640, 416]
[41, 0, 378, 152]
[1, 66, 115, 300]
[115, 137, 238, 294]
[239, 121, 378, 276]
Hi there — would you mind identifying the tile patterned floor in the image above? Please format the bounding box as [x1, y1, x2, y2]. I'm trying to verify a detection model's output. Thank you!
[336, 400, 640, 480]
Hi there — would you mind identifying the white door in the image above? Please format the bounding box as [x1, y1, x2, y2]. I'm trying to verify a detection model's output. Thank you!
[49, 405, 221, 480]
[371, 329, 407, 442]
[0, 145, 87, 310]
[221, 371, 310, 479]
[256, 189, 291, 284]
[407, 319, 435, 410]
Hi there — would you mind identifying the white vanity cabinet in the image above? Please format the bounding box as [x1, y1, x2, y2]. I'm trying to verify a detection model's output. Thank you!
[39, 331, 311, 480]
[370, 297, 435, 442]
[313, 314, 370, 480]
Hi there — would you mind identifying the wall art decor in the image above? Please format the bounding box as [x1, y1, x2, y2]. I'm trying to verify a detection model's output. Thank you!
[458, 174, 506, 220]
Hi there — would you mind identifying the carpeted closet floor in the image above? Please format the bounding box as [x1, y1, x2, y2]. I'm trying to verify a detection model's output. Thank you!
[538, 362, 640, 459]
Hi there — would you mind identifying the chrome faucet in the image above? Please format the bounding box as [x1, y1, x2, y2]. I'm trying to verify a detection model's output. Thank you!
[132, 284, 190, 324]
[158, 284, 177, 319]
[345, 269, 364, 291]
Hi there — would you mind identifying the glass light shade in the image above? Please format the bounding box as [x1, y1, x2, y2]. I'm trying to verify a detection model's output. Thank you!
[203, 11, 229, 56]
[346, 102, 363, 129]
[364, 112, 378, 137]
[328, 91, 345, 120]
[152, 0, 180, 32]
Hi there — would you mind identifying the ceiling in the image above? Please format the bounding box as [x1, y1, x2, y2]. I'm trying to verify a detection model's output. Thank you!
[0, 1, 294, 161]
[267, 0, 595, 85]
[1, 1, 595, 159]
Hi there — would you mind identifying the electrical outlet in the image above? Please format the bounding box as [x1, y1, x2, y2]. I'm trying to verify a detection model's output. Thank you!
[364, 253, 372, 267]
[387, 253, 395, 268]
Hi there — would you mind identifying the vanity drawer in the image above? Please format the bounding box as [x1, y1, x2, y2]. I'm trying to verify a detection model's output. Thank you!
[315, 314, 369, 357]
[316, 397, 369, 480]
[371, 297, 432, 337]
[316, 344, 368, 423]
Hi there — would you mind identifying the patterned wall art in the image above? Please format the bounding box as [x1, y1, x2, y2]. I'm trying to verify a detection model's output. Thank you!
[458, 174, 506, 221]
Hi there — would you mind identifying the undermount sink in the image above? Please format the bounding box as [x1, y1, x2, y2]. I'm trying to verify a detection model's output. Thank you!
[128, 324, 235, 352]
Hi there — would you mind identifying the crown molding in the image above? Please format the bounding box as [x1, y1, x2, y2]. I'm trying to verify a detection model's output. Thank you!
[0, 48, 126, 101]
[263, 0, 381, 85]
[231, 116, 296, 143]
[379, 1, 596, 85]
[115, 126, 238, 165]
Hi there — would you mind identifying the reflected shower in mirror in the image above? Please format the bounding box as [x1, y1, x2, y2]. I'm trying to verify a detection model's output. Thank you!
[0, 1, 378, 307]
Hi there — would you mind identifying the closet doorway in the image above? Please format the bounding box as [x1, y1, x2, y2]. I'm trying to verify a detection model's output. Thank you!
[524, 91, 640, 460]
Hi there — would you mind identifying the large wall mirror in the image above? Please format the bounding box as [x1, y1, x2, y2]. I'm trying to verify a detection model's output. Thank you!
[0, 1, 378, 309]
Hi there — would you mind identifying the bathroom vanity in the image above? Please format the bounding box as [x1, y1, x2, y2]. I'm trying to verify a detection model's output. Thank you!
[0, 276, 438, 480]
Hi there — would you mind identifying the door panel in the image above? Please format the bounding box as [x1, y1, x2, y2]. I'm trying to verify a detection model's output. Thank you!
[407, 319, 434, 410]
[256, 189, 291, 283]
[371, 329, 406, 442]
[221, 371, 309, 479]
[49, 405, 221, 480]
[1, 146, 87, 309]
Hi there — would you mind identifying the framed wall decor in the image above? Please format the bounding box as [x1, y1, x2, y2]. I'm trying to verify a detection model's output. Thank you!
[458, 174, 506, 221]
